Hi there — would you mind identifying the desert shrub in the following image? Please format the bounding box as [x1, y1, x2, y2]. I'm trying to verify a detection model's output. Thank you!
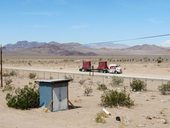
[3, 72, 10, 77]
[100, 90, 134, 108]
[29, 73, 36, 79]
[6, 85, 39, 109]
[110, 77, 124, 87]
[84, 86, 93, 96]
[3, 70, 17, 77]
[3, 84, 14, 92]
[130, 79, 146, 91]
[157, 57, 163, 63]
[5, 78, 13, 85]
[9, 70, 17, 76]
[97, 83, 107, 91]
[2, 78, 14, 92]
[158, 81, 170, 95]
[95, 111, 108, 123]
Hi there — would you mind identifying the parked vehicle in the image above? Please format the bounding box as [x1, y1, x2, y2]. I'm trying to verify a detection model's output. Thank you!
[79, 61, 122, 74]
[108, 64, 122, 74]
[97, 61, 109, 73]
[79, 61, 91, 71]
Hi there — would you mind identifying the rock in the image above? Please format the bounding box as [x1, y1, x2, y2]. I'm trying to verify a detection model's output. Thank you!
[160, 118, 168, 124]
[146, 116, 152, 120]
[116, 116, 121, 122]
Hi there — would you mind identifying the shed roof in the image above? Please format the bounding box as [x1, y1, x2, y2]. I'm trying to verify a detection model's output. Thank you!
[36, 79, 71, 83]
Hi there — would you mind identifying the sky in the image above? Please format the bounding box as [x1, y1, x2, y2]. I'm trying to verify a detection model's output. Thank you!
[0, 0, 170, 46]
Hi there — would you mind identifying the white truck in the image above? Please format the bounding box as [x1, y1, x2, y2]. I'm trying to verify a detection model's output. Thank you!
[108, 64, 122, 74]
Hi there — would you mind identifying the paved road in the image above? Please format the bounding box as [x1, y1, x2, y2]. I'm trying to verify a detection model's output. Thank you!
[3, 66, 170, 81]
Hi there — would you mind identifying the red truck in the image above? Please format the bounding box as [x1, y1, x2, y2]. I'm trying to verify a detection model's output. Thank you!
[79, 61, 109, 73]
[79, 60, 122, 74]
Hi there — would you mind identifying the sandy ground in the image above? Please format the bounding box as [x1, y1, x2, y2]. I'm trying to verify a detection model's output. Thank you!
[1, 60, 170, 128]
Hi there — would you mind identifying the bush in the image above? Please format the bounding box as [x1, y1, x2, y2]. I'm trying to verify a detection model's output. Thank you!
[158, 81, 170, 95]
[6, 85, 39, 110]
[84, 86, 93, 96]
[9, 70, 17, 76]
[29, 73, 37, 79]
[3, 85, 14, 92]
[100, 90, 134, 108]
[97, 83, 107, 91]
[157, 57, 163, 63]
[95, 111, 108, 123]
[3, 72, 10, 77]
[110, 77, 124, 87]
[2, 78, 14, 92]
[130, 79, 147, 92]
[2, 71, 17, 77]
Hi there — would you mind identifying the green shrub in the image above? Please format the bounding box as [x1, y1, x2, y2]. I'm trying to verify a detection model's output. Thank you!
[100, 90, 134, 108]
[9, 70, 17, 76]
[158, 81, 170, 95]
[29, 73, 37, 79]
[3, 72, 10, 77]
[5, 78, 12, 85]
[3, 85, 14, 92]
[95, 111, 108, 123]
[2, 71, 17, 77]
[130, 79, 147, 91]
[6, 85, 39, 110]
[157, 57, 163, 63]
[110, 77, 124, 87]
[2, 78, 14, 92]
[97, 83, 107, 91]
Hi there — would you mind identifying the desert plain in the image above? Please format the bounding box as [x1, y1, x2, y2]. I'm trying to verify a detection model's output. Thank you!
[1, 55, 170, 128]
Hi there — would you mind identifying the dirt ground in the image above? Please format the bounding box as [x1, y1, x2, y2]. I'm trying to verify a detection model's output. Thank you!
[1, 57, 170, 128]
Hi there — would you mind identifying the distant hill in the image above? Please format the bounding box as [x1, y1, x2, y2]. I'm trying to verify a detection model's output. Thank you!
[127, 44, 166, 51]
[5, 41, 46, 50]
[4, 41, 97, 56]
[4, 41, 170, 56]
[123, 44, 169, 55]
[85, 42, 129, 49]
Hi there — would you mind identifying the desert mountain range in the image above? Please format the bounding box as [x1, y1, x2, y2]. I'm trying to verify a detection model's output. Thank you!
[3, 41, 170, 56]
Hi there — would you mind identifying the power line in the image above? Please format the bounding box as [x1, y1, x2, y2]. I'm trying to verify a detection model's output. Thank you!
[96, 34, 170, 43]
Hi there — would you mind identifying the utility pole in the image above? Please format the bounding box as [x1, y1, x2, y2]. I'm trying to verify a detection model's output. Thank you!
[0, 44, 2, 87]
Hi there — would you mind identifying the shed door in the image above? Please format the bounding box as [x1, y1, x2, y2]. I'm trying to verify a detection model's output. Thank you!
[53, 86, 67, 111]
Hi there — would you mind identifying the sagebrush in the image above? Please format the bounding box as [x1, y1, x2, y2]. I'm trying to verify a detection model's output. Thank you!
[158, 81, 170, 95]
[6, 85, 39, 109]
[130, 79, 147, 91]
[95, 111, 108, 123]
[97, 83, 107, 91]
[110, 77, 124, 87]
[2, 78, 14, 92]
[84, 86, 93, 96]
[29, 73, 37, 79]
[101, 90, 134, 108]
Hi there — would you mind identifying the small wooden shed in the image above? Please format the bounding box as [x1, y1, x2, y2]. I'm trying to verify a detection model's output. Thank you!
[36, 79, 70, 112]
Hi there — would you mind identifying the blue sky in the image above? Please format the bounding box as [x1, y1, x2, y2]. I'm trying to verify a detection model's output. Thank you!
[0, 0, 170, 46]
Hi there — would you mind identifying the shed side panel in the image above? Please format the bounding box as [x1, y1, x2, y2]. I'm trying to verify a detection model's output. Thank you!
[39, 83, 52, 111]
